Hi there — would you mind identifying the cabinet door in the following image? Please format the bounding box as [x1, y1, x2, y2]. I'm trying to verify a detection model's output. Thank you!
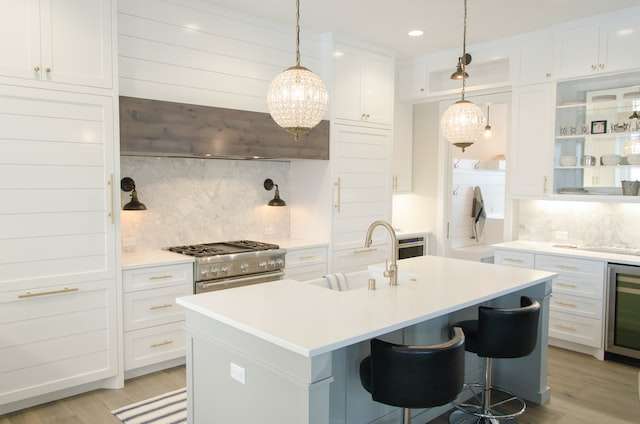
[0, 86, 117, 289]
[510, 83, 555, 198]
[599, 16, 640, 73]
[332, 125, 392, 252]
[0, 0, 41, 80]
[40, 0, 113, 88]
[362, 53, 394, 125]
[517, 31, 554, 84]
[397, 62, 427, 100]
[333, 48, 363, 122]
[392, 101, 413, 192]
[555, 23, 600, 78]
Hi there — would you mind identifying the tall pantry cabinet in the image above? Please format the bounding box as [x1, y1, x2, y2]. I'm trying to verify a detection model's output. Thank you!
[0, 0, 120, 413]
[329, 42, 395, 273]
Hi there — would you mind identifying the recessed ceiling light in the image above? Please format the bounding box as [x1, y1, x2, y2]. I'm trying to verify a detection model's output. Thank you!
[408, 30, 424, 37]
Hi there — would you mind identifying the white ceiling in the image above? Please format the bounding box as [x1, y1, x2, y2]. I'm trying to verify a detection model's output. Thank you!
[206, 0, 640, 57]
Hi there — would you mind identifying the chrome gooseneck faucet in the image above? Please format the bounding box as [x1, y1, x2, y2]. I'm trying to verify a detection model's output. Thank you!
[364, 220, 399, 286]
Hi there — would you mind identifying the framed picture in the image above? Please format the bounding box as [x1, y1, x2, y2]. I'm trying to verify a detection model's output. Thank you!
[591, 120, 607, 134]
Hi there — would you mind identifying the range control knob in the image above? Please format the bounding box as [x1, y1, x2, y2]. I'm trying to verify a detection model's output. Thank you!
[240, 263, 249, 272]
[275, 258, 284, 267]
[220, 266, 230, 274]
[268, 260, 276, 268]
[258, 261, 267, 268]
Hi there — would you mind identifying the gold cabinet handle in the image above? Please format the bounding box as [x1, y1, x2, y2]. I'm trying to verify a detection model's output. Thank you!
[556, 282, 577, 289]
[149, 275, 173, 280]
[555, 301, 577, 308]
[150, 340, 174, 348]
[334, 178, 341, 212]
[45, 67, 51, 74]
[149, 303, 173, 311]
[18, 287, 79, 299]
[504, 258, 524, 263]
[298, 255, 319, 261]
[107, 174, 114, 224]
[34, 66, 40, 74]
[557, 265, 579, 271]
[354, 247, 377, 254]
[555, 323, 577, 332]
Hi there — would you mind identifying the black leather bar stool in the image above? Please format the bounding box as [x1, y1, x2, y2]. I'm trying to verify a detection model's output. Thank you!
[359, 328, 466, 424]
[449, 296, 541, 424]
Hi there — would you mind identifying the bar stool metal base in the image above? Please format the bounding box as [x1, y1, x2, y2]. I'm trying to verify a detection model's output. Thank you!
[448, 384, 525, 424]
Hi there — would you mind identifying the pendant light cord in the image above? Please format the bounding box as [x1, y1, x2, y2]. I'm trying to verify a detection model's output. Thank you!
[295, 0, 301, 66]
[460, 0, 468, 100]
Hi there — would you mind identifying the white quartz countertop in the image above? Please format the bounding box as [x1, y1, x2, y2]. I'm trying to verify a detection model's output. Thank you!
[265, 238, 329, 250]
[121, 249, 194, 270]
[494, 240, 640, 266]
[177, 255, 555, 357]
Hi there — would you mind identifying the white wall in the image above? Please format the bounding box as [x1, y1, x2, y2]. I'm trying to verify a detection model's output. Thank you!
[392, 102, 440, 233]
[118, 0, 325, 113]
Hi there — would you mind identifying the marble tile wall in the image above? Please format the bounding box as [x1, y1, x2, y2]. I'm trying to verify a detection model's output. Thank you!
[517, 200, 640, 248]
[120, 157, 291, 250]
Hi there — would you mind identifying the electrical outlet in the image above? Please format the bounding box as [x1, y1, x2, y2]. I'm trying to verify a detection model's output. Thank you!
[230, 362, 246, 384]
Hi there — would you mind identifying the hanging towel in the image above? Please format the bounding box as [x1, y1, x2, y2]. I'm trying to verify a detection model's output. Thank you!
[323, 273, 350, 291]
[471, 186, 486, 241]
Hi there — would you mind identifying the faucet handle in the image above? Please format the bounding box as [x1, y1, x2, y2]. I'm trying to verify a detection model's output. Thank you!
[383, 259, 390, 277]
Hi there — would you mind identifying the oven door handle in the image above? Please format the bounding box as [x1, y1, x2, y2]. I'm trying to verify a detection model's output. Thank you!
[398, 242, 426, 249]
[198, 271, 285, 290]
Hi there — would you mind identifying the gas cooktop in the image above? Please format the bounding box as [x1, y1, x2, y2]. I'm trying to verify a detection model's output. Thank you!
[167, 240, 280, 257]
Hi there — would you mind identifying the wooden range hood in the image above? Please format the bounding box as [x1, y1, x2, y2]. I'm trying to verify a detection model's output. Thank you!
[119, 96, 329, 160]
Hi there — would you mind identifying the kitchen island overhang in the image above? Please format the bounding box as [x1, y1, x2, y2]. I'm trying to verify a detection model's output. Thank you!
[177, 255, 556, 424]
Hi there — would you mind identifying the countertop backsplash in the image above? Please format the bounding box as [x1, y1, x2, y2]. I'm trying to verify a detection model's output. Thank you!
[120, 157, 291, 250]
[517, 199, 640, 248]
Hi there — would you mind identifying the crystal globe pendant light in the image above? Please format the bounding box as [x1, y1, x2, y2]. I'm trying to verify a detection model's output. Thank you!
[267, 0, 328, 141]
[441, 0, 485, 152]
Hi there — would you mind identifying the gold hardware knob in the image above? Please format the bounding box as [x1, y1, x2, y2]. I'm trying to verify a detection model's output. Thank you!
[46, 67, 51, 73]
[34, 66, 40, 73]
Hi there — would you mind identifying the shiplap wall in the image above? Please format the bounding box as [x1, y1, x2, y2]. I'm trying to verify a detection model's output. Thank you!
[118, 0, 326, 113]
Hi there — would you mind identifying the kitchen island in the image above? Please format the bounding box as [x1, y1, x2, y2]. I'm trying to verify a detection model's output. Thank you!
[176, 255, 555, 424]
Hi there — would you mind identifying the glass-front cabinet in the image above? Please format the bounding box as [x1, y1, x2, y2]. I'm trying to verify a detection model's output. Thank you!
[554, 72, 640, 197]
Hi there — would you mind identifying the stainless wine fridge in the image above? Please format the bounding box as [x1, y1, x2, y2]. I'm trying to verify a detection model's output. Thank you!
[607, 264, 640, 360]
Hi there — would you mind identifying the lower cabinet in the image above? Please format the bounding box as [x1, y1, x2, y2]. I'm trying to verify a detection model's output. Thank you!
[495, 249, 606, 357]
[0, 279, 117, 407]
[284, 246, 328, 282]
[123, 263, 193, 376]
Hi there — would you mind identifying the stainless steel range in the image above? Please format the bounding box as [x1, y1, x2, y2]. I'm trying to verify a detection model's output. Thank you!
[167, 240, 286, 293]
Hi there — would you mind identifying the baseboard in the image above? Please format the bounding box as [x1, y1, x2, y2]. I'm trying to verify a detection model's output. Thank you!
[0, 377, 122, 415]
[549, 338, 604, 360]
[125, 357, 185, 380]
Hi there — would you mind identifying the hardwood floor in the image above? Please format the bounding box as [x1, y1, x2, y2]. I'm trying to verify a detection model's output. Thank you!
[1, 347, 638, 423]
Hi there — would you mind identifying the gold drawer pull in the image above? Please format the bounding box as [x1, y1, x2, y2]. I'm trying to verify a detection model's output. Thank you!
[149, 303, 173, 311]
[557, 265, 579, 271]
[149, 275, 173, 281]
[299, 256, 319, 261]
[150, 340, 174, 348]
[556, 282, 577, 289]
[354, 247, 377, 254]
[555, 301, 577, 308]
[555, 324, 577, 332]
[504, 258, 524, 263]
[18, 287, 78, 299]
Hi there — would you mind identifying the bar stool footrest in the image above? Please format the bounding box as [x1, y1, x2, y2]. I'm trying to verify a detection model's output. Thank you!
[449, 383, 526, 423]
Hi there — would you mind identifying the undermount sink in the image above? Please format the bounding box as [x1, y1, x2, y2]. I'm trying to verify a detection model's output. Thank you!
[305, 266, 418, 292]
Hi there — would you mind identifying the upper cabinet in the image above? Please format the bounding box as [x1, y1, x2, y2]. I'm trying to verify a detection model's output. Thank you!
[0, 0, 112, 89]
[397, 61, 427, 101]
[555, 12, 640, 79]
[333, 45, 394, 126]
[516, 31, 555, 85]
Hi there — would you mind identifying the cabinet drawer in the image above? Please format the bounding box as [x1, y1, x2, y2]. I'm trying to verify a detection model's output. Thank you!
[494, 250, 534, 268]
[125, 323, 186, 371]
[285, 263, 328, 282]
[124, 264, 193, 293]
[333, 244, 390, 273]
[549, 311, 602, 348]
[535, 254, 605, 276]
[286, 247, 328, 268]
[550, 293, 603, 320]
[552, 274, 604, 300]
[124, 284, 192, 331]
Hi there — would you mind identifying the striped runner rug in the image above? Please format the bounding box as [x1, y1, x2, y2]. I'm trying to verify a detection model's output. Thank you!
[112, 388, 187, 424]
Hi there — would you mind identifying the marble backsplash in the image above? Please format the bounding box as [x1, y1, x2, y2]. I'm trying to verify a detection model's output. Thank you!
[120, 157, 291, 250]
[517, 200, 640, 248]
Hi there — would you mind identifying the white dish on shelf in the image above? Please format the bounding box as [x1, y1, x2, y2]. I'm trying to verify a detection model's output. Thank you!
[601, 154, 622, 166]
[560, 155, 578, 167]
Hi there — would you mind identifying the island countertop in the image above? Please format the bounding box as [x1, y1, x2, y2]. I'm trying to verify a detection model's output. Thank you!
[176, 255, 556, 357]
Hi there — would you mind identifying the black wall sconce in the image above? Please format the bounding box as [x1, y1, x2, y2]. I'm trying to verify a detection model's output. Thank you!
[121, 177, 147, 211]
[263, 178, 286, 207]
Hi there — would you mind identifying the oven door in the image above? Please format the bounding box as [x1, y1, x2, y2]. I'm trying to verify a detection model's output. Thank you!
[398, 238, 426, 260]
[196, 270, 285, 294]
[607, 264, 640, 359]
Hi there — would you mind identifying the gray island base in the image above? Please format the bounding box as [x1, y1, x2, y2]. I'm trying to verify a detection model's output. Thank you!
[177, 255, 555, 423]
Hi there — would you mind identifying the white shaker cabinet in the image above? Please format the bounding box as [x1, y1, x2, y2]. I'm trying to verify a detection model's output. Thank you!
[0, 85, 118, 408]
[516, 31, 555, 85]
[397, 61, 427, 101]
[333, 45, 394, 126]
[510, 83, 555, 198]
[555, 23, 601, 79]
[599, 15, 640, 74]
[0, 0, 112, 89]
[392, 101, 413, 193]
[0, 0, 41, 81]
